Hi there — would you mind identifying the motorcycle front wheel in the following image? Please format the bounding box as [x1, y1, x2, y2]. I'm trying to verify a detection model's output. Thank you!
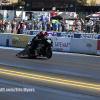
[45, 47, 52, 59]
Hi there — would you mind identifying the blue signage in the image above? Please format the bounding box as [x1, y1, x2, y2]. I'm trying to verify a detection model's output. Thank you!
[53, 32, 74, 38]
[20, 30, 40, 35]
[54, 32, 100, 39]
[20, 30, 100, 39]
[74, 33, 100, 39]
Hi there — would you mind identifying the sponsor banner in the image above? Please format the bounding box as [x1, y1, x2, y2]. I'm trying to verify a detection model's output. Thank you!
[20, 30, 40, 35]
[31, 31, 40, 35]
[53, 37, 71, 52]
[21, 30, 100, 39]
[74, 33, 100, 39]
[11, 34, 30, 47]
[97, 40, 100, 55]
[54, 32, 100, 39]
[53, 32, 74, 38]
[20, 30, 30, 35]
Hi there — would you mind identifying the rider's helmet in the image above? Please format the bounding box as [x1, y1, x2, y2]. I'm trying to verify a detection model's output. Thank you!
[39, 31, 45, 37]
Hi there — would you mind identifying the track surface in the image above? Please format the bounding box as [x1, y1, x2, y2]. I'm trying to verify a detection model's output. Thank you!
[0, 47, 100, 99]
[0, 79, 99, 100]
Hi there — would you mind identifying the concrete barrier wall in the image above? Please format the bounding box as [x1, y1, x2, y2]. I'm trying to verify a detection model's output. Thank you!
[70, 38, 98, 54]
[0, 34, 98, 55]
[0, 34, 11, 46]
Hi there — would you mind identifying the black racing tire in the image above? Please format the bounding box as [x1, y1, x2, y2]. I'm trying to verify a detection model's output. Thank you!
[32, 56, 37, 59]
[46, 47, 52, 59]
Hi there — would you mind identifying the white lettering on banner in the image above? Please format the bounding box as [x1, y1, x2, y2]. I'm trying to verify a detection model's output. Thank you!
[53, 32, 74, 38]
[61, 33, 74, 38]
[80, 34, 98, 39]
[53, 32, 57, 36]
[22, 30, 30, 35]
[32, 31, 40, 35]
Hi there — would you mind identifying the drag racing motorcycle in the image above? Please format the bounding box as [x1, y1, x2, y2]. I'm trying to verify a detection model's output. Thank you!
[16, 38, 53, 59]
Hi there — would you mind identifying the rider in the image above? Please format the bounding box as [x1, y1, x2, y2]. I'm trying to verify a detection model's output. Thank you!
[31, 31, 46, 54]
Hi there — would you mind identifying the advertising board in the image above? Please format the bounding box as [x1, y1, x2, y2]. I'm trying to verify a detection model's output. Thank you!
[54, 32, 100, 39]
[53, 37, 71, 52]
[74, 33, 100, 39]
[20, 30, 40, 35]
[53, 32, 74, 38]
[20, 30, 100, 40]
[11, 34, 30, 47]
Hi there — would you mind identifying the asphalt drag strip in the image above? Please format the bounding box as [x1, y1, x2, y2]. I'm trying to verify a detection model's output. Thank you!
[0, 65, 100, 97]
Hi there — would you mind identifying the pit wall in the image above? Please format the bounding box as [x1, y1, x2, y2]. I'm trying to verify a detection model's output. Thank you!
[0, 33, 99, 55]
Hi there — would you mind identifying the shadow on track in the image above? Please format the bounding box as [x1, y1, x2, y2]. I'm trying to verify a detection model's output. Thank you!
[17, 56, 48, 60]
